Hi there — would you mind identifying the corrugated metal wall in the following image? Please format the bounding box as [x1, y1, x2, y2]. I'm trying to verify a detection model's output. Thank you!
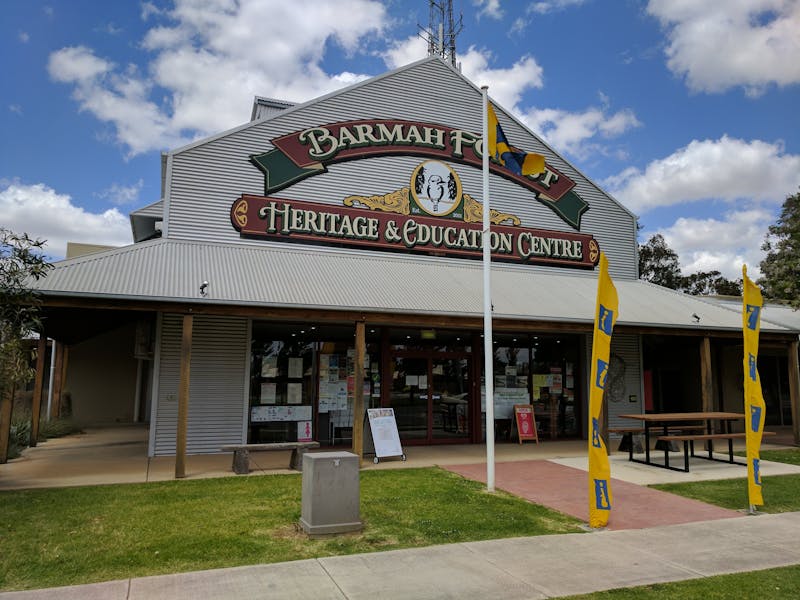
[153, 314, 248, 455]
[165, 58, 638, 281]
[585, 332, 644, 435]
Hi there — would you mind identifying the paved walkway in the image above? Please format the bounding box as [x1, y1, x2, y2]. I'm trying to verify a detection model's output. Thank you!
[445, 460, 742, 530]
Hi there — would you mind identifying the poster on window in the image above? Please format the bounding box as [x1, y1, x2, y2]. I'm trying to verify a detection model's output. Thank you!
[297, 421, 313, 442]
[260, 356, 278, 378]
[287, 382, 302, 404]
[551, 374, 563, 395]
[288, 357, 303, 379]
[260, 382, 276, 404]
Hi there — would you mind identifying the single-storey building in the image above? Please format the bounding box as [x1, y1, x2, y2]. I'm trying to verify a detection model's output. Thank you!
[24, 57, 800, 462]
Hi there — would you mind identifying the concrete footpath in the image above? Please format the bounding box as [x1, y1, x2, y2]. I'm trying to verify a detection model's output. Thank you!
[3, 512, 800, 599]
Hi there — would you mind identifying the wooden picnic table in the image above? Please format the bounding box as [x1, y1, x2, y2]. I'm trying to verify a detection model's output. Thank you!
[618, 412, 745, 472]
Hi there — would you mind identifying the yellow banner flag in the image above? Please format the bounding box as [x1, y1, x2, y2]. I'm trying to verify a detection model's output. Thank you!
[588, 252, 618, 528]
[743, 265, 766, 507]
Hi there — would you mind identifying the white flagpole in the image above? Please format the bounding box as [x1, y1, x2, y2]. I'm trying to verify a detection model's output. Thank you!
[481, 85, 495, 492]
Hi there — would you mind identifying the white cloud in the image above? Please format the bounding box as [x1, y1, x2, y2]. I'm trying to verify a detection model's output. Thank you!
[381, 39, 544, 112]
[459, 48, 544, 109]
[48, 0, 389, 156]
[49, 47, 184, 155]
[520, 104, 641, 158]
[606, 136, 800, 213]
[48, 46, 112, 82]
[19, 31, 30, 43]
[97, 179, 144, 206]
[647, 0, 800, 95]
[95, 22, 123, 36]
[530, 0, 587, 15]
[0, 181, 132, 260]
[383, 39, 634, 159]
[644, 207, 776, 279]
[9, 104, 23, 115]
[382, 36, 428, 70]
[474, 0, 503, 20]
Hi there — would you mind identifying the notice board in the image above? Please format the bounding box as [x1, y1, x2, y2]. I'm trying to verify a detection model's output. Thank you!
[513, 404, 538, 444]
[366, 407, 405, 462]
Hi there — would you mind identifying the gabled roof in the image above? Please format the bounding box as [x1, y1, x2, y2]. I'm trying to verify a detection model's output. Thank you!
[129, 200, 163, 242]
[32, 238, 796, 334]
[250, 96, 295, 121]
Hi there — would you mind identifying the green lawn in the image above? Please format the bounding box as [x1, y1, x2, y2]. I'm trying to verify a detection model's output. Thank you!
[565, 564, 800, 599]
[653, 448, 800, 513]
[3, 449, 799, 593]
[747, 447, 800, 466]
[0, 467, 582, 591]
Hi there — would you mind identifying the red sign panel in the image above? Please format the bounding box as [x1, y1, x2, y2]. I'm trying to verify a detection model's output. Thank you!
[514, 404, 538, 444]
[231, 194, 600, 269]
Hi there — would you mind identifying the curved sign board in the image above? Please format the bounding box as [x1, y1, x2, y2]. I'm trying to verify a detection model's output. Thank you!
[250, 119, 589, 230]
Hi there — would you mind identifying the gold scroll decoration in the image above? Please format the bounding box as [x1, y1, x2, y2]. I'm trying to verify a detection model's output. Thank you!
[343, 188, 411, 215]
[462, 193, 521, 226]
[343, 188, 521, 226]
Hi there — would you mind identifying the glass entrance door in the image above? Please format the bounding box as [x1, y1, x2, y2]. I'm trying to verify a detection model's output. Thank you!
[389, 357, 429, 441]
[389, 354, 470, 444]
[432, 357, 470, 441]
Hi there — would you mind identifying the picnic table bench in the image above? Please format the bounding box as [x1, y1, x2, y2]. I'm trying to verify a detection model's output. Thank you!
[655, 431, 775, 472]
[220, 442, 320, 474]
[609, 426, 704, 453]
[618, 411, 768, 473]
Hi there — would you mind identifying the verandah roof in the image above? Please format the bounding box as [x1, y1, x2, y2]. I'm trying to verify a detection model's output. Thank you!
[31, 238, 796, 335]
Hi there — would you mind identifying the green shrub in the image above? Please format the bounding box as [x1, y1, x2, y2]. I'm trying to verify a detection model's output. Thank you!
[6, 418, 31, 459]
[38, 417, 82, 439]
[4, 411, 81, 460]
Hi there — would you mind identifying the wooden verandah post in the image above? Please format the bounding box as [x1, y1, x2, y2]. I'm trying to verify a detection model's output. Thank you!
[351, 320, 366, 465]
[175, 314, 193, 479]
[789, 340, 799, 446]
[0, 384, 13, 464]
[47, 341, 70, 419]
[29, 335, 47, 447]
[700, 336, 713, 413]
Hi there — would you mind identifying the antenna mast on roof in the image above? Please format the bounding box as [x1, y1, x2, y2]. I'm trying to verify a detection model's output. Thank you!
[419, 0, 463, 70]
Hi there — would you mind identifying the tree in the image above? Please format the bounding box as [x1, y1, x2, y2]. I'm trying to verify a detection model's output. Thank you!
[680, 271, 742, 297]
[638, 233, 682, 289]
[1, 229, 52, 462]
[758, 189, 800, 309]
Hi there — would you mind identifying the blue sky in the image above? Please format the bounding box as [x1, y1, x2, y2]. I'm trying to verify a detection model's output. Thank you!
[2, 0, 799, 280]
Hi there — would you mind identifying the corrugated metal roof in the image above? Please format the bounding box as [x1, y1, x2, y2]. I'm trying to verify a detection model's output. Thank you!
[250, 96, 295, 121]
[130, 200, 164, 218]
[703, 297, 800, 333]
[129, 200, 164, 242]
[32, 238, 796, 334]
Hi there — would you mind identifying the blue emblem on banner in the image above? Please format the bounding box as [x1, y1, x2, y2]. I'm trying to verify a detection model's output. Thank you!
[598, 304, 614, 335]
[748, 353, 757, 381]
[591, 417, 602, 448]
[746, 305, 760, 330]
[750, 405, 762, 433]
[753, 458, 761, 486]
[594, 479, 611, 510]
[595, 359, 608, 389]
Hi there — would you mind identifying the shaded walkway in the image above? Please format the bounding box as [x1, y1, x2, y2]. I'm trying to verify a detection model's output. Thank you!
[445, 460, 742, 530]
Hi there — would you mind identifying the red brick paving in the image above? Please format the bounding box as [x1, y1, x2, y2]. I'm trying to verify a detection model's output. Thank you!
[445, 460, 741, 530]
